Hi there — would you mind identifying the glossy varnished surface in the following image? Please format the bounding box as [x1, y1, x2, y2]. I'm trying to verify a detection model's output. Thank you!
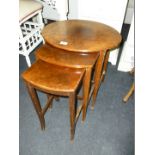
[22, 60, 85, 93]
[42, 20, 122, 52]
[35, 44, 99, 68]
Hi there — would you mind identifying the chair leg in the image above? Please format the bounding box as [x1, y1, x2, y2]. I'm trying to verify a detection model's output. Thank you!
[91, 50, 106, 110]
[25, 55, 31, 67]
[82, 68, 92, 122]
[123, 83, 134, 103]
[26, 83, 45, 130]
[68, 92, 76, 142]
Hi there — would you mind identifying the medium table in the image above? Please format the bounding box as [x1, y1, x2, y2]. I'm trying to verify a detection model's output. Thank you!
[41, 19, 122, 109]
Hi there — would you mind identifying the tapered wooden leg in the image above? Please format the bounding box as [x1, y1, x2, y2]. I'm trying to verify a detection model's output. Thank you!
[68, 92, 76, 142]
[26, 83, 45, 130]
[46, 94, 60, 109]
[101, 51, 110, 82]
[54, 96, 60, 102]
[82, 68, 92, 122]
[91, 50, 106, 110]
[46, 94, 53, 109]
[123, 83, 134, 103]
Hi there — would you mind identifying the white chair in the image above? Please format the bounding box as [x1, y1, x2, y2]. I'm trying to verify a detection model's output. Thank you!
[35, 0, 69, 23]
[19, 0, 44, 67]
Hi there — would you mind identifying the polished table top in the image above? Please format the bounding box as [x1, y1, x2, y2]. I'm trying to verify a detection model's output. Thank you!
[42, 20, 122, 53]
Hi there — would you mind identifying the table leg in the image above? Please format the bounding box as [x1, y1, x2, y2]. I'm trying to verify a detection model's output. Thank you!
[68, 92, 76, 142]
[101, 50, 110, 82]
[82, 67, 92, 122]
[26, 82, 45, 130]
[91, 50, 106, 110]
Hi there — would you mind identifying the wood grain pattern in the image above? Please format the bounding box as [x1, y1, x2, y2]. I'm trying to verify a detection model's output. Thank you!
[22, 60, 85, 95]
[22, 60, 85, 141]
[35, 44, 99, 68]
[41, 19, 122, 110]
[35, 44, 99, 121]
[41, 20, 122, 52]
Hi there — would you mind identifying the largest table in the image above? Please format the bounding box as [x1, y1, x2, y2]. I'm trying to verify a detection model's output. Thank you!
[41, 19, 122, 109]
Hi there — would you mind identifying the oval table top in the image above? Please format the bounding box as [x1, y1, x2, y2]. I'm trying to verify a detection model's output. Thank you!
[41, 20, 122, 53]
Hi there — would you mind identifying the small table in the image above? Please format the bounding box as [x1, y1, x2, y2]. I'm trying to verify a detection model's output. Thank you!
[41, 20, 122, 109]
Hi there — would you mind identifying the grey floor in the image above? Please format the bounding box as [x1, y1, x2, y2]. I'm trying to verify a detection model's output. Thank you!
[19, 48, 134, 155]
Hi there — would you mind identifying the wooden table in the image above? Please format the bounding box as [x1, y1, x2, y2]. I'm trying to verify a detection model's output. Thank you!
[41, 19, 122, 109]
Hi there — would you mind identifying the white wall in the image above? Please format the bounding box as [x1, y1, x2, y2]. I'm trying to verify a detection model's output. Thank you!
[118, 13, 134, 72]
[38, 0, 132, 67]
[124, 0, 134, 24]
[68, 0, 128, 65]
[68, 0, 78, 19]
